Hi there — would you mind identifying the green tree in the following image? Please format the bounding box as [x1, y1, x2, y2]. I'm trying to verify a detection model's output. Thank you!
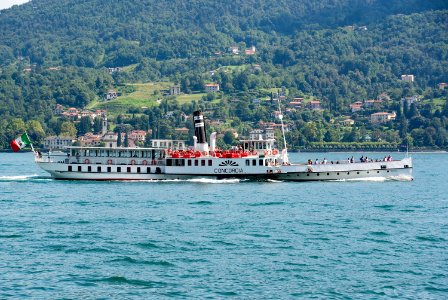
[77, 116, 92, 136]
[60, 121, 77, 137]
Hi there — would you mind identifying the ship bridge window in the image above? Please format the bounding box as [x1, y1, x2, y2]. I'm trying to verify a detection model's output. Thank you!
[88, 166, 92, 172]
[188, 160, 192, 166]
[117, 167, 121, 172]
[137, 167, 141, 173]
[146, 167, 151, 174]
[107, 167, 111, 173]
[246, 160, 250, 166]
[208, 160, 212, 166]
[252, 159, 256, 166]
[78, 166, 82, 172]
[201, 160, 206, 166]
[97, 166, 101, 172]
[166, 159, 172, 166]
[68, 166, 72, 172]
[127, 167, 131, 173]
[381, 165, 387, 169]
[259, 159, 263, 166]
[195, 160, 198, 167]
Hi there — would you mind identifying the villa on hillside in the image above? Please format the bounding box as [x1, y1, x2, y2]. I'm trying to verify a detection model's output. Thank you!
[43, 136, 76, 150]
[438, 83, 448, 90]
[401, 74, 415, 82]
[105, 89, 118, 100]
[204, 83, 220, 93]
[170, 85, 181, 95]
[309, 100, 322, 110]
[370, 112, 396, 124]
[340, 119, 355, 126]
[245, 46, 256, 55]
[151, 139, 186, 150]
[228, 46, 239, 55]
[350, 101, 363, 112]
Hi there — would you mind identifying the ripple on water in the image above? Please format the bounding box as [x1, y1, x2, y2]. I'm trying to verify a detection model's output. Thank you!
[416, 235, 446, 243]
[108, 256, 175, 267]
[0, 234, 23, 238]
[188, 200, 214, 205]
[135, 241, 160, 249]
[65, 247, 113, 254]
[373, 204, 395, 210]
[247, 201, 285, 206]
[369, 231, 390, 237]
[90, 276, 169, 288]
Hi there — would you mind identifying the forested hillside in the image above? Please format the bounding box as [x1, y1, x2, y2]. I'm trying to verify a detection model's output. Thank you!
[0, 0, 447, 149]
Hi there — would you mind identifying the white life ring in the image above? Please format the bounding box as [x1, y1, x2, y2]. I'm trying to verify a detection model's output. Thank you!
[142, 160, 148, 165]
[131, 160, 136, 165]
[84, 159, 90, 164]
[107, 159, 113, 165]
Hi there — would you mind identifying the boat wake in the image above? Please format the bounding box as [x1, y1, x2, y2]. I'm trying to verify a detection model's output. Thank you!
[183, 178, 242, 184]
[134, 178, 243, 184]
[0, 174, 52, 182]
[388, 174, 414, 182]
[332, 175, 413, 182]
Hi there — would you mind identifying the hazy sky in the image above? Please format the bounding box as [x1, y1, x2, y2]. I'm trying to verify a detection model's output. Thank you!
[0, 0, 30, 10]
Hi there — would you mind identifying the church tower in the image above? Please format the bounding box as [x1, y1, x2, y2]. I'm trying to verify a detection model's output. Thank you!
[102, 115, 108, 136]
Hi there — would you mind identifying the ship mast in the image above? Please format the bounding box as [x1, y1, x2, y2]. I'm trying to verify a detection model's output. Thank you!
[277, 94, 289, 164]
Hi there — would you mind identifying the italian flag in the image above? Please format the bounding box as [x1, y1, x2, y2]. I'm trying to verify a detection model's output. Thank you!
[10, 132, 31, 152]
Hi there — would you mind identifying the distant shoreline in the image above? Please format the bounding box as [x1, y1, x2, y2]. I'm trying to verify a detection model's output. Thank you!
[1, 148, 447, 154]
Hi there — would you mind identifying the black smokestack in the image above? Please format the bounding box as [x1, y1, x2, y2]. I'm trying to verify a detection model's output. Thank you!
[193, 110, 207, 144]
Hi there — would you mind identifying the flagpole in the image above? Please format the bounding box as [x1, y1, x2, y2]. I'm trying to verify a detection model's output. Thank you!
[25, 130, 35, 153]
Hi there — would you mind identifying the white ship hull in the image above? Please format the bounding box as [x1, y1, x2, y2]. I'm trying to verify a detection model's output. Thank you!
[36, 157, 413, 181]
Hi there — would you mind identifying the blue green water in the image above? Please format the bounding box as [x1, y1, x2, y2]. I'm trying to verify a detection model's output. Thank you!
[0, 152, 447, 299]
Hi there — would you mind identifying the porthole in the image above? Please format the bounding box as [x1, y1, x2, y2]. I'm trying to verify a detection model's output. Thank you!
[327, 173, 330, 175]
[337, 172, 339, 175]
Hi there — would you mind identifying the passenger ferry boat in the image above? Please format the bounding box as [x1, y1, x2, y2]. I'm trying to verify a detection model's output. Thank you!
[35, 111, 413, 181]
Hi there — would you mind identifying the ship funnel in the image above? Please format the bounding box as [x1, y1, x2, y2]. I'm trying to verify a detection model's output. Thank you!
[193, 111, 207, 144]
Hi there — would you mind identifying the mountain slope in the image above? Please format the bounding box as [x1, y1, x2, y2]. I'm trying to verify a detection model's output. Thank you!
[0, 0, 446, 67]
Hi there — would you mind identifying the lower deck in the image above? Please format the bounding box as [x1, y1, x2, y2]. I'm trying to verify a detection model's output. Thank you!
[37, 161, 413, 181]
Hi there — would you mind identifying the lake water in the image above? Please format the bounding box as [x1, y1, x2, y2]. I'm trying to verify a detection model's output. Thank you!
[0, 152, 447, 299]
